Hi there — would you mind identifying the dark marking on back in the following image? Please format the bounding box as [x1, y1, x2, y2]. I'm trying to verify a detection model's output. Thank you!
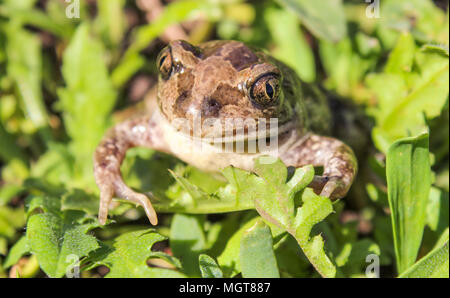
[224, 45, 258, 71]
[200, 41, 227, 58]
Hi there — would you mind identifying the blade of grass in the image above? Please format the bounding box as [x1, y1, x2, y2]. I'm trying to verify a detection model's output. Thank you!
[386, 132, 432, 274]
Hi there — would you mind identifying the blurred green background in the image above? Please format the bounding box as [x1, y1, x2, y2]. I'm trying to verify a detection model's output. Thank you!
[0, 0, 448, 278]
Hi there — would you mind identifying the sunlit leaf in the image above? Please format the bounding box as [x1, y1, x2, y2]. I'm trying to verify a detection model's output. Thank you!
[399, 241, 449, 278]
[240, 219, 279, 278]
[275, 0, 347, 42]
[57, 23, 117, 184]
[386, 133, 431, 274]
[170, 214, 206, 277]
[27, 210, 99, 277]
[199, 254, 223, 278]
[87, 229, 185, 278]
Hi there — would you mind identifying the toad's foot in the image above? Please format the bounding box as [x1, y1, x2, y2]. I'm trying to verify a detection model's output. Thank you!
[93, 115, 168, 225]
[281, 134, 358, 199]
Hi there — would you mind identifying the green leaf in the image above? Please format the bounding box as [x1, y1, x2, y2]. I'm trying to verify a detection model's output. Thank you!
[26, 211, 100, 277]
[95, 0, 126, 47]
[87, 229, 185, 278]
[240, 219, 280, 278]
[275, 0, 347, 42]
[170, 214, 206, 277]
[112, 0, 209, 87]
[0, 6, 74, 38]
[217, 216, 260, 277]
[4, 22, 49, 130]
[378, 0, 448, 45]
[384, 32, 416, 74]
[199, 254, 223, 278]
[0, 120, 27, 163]
[273, 233, 310, 277]
[368, 33, 449, 152]
[61, 189, 99, 216]
[57, 23, 117, 184]
[426, 187, 449, 235]
[386, 133, 432, 274]
[3, 235, 29, 268]
[264, 7, 315, 82]
[0, 206, 25, 239]
[335, 239, 381, 268]
[1, 0, 37, 9]
[151, 164, 253, 214]
[399, 241, 449, 278]
[319, 37, 377, 101]
[293, 188, 335, 277]
[224, 157, 336, 277]
[25, 195, 61, 218]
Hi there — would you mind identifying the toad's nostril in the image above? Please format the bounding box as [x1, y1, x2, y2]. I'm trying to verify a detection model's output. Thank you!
[201, 97, 222, 117]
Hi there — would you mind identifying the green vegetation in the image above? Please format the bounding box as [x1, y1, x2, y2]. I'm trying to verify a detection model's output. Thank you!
[0, 0, 448, 278]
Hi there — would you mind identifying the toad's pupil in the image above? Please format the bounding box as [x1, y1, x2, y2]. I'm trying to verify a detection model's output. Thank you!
[159, 55, 167, 68]
[266, 83, 274, 98]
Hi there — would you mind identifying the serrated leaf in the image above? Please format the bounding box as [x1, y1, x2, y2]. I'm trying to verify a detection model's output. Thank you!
[293, 189, 335, 277]
[199, 254, 223, 278]
[152, 164, 253, 214]
[240, 220, 279, 278]
[87, 229, 185, 278]
[57, 23, 117, 183]
[27, 211, 100, 277]
[273, 233, 310, 277]
[386, 133, 431, 274]
[224, 157, 335, 277]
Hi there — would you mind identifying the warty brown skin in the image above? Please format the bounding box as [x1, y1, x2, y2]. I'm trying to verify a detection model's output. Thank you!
[93, 40, 357, 225]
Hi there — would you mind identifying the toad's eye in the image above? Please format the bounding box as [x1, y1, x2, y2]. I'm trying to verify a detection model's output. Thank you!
[249, 74, 280, 107]
[157, 48, 173, 80]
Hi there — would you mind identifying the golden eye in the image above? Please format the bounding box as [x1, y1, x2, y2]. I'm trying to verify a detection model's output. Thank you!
[157, 47, 173, 80]
[249, 74, 280, 107]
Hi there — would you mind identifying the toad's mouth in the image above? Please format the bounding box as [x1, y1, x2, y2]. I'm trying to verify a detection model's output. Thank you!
[164, 114, 297, 144]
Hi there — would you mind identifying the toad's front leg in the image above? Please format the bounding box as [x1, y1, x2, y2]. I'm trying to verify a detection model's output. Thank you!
[93, 115, 168, 225]
[280, 134, 357, 199]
